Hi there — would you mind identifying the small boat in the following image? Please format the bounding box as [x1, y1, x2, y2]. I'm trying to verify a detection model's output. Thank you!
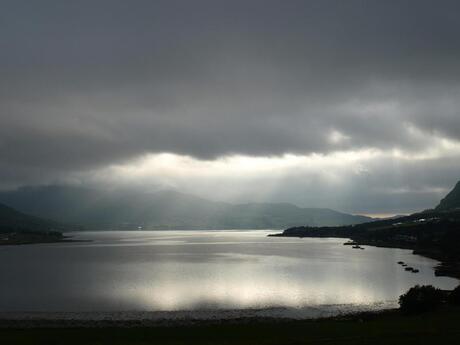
[402, 264, 407, 267]
[352, 245, 361, 249]
[411, 269, 419, 273]
[397, 261, 404, 265]
[405, 267, 413, 271]
[343, 241, 357, 246]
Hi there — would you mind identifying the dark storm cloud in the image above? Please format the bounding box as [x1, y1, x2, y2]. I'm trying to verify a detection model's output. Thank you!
[1, 0, 460, 211]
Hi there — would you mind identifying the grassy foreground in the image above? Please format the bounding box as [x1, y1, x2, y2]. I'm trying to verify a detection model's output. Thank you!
[1, 307, 460, 345]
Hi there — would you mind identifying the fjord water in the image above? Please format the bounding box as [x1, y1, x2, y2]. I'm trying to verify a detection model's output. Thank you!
[0, 230, 457, 317]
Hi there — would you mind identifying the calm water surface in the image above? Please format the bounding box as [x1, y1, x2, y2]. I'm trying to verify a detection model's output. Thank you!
[0, 230, 458, 316]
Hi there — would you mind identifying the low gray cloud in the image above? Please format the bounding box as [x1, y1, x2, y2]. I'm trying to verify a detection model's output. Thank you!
[1, 0, 460, 212]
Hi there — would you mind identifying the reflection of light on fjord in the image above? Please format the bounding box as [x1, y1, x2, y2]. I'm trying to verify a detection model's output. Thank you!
[111, 255, 380, 311]
[1, 231, 457, 312]
[75, 231, 456, 312]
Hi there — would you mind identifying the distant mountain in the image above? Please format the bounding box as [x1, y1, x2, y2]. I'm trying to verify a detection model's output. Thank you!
[436, 181, 460, 211]
[0, 202, 65, 233]
[0, 186, 372, 230]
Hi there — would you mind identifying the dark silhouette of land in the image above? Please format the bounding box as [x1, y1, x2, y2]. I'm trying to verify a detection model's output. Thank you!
[1, 306, 460, 344]
[0, 202, 75, 245]
[0, 202, 65, 232]
[436, 180, 460, 211]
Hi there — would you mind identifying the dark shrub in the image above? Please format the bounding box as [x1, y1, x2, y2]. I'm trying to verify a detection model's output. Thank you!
[448, 285, 460, 305]
[399, 285, 443, 314]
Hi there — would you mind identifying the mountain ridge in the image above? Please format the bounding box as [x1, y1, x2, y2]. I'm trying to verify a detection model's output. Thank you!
[0, 202, 66, 233]
[0, 185, 372, 230]
[436, 181, 460, 211]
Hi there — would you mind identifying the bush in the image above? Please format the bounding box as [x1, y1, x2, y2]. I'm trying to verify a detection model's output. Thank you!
[448, 285, 460, 305]
[399, 285, 443, 314]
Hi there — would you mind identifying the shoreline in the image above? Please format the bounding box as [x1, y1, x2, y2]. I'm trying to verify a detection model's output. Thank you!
[0, 308, 399, 329]
[0, 302, 398, 328]
[0, 237, 90, 246]
[270, 233, 460, 280]
[0, 232, 91, 246]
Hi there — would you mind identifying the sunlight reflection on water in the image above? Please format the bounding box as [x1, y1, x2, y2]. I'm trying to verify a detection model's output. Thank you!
[0, 230, 457, 315]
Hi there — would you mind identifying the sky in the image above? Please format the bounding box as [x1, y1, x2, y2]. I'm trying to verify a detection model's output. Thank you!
[1, 0, 460, 216]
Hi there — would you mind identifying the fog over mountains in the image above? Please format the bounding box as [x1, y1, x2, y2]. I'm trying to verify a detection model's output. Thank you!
[0, 186, 371, 230]
[2, 179, 460, 232]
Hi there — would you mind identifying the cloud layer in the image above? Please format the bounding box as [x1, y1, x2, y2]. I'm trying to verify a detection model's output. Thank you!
[1, 0, 460, 213]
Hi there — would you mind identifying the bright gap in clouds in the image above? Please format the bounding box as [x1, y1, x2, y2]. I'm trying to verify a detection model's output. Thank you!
[90, 149, 378, 191]
[80, 136, 460, 216]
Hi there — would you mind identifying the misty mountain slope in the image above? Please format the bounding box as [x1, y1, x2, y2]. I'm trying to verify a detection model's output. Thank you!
[0, 187, 227, 229]
[0, 202, 65, 233]
[436, 181, 460, 211]
[222, 203, 371, 228]
[0, 186, 372, 230]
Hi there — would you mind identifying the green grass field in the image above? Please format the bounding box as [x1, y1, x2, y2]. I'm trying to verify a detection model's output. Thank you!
[1, 307, 460, 345]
